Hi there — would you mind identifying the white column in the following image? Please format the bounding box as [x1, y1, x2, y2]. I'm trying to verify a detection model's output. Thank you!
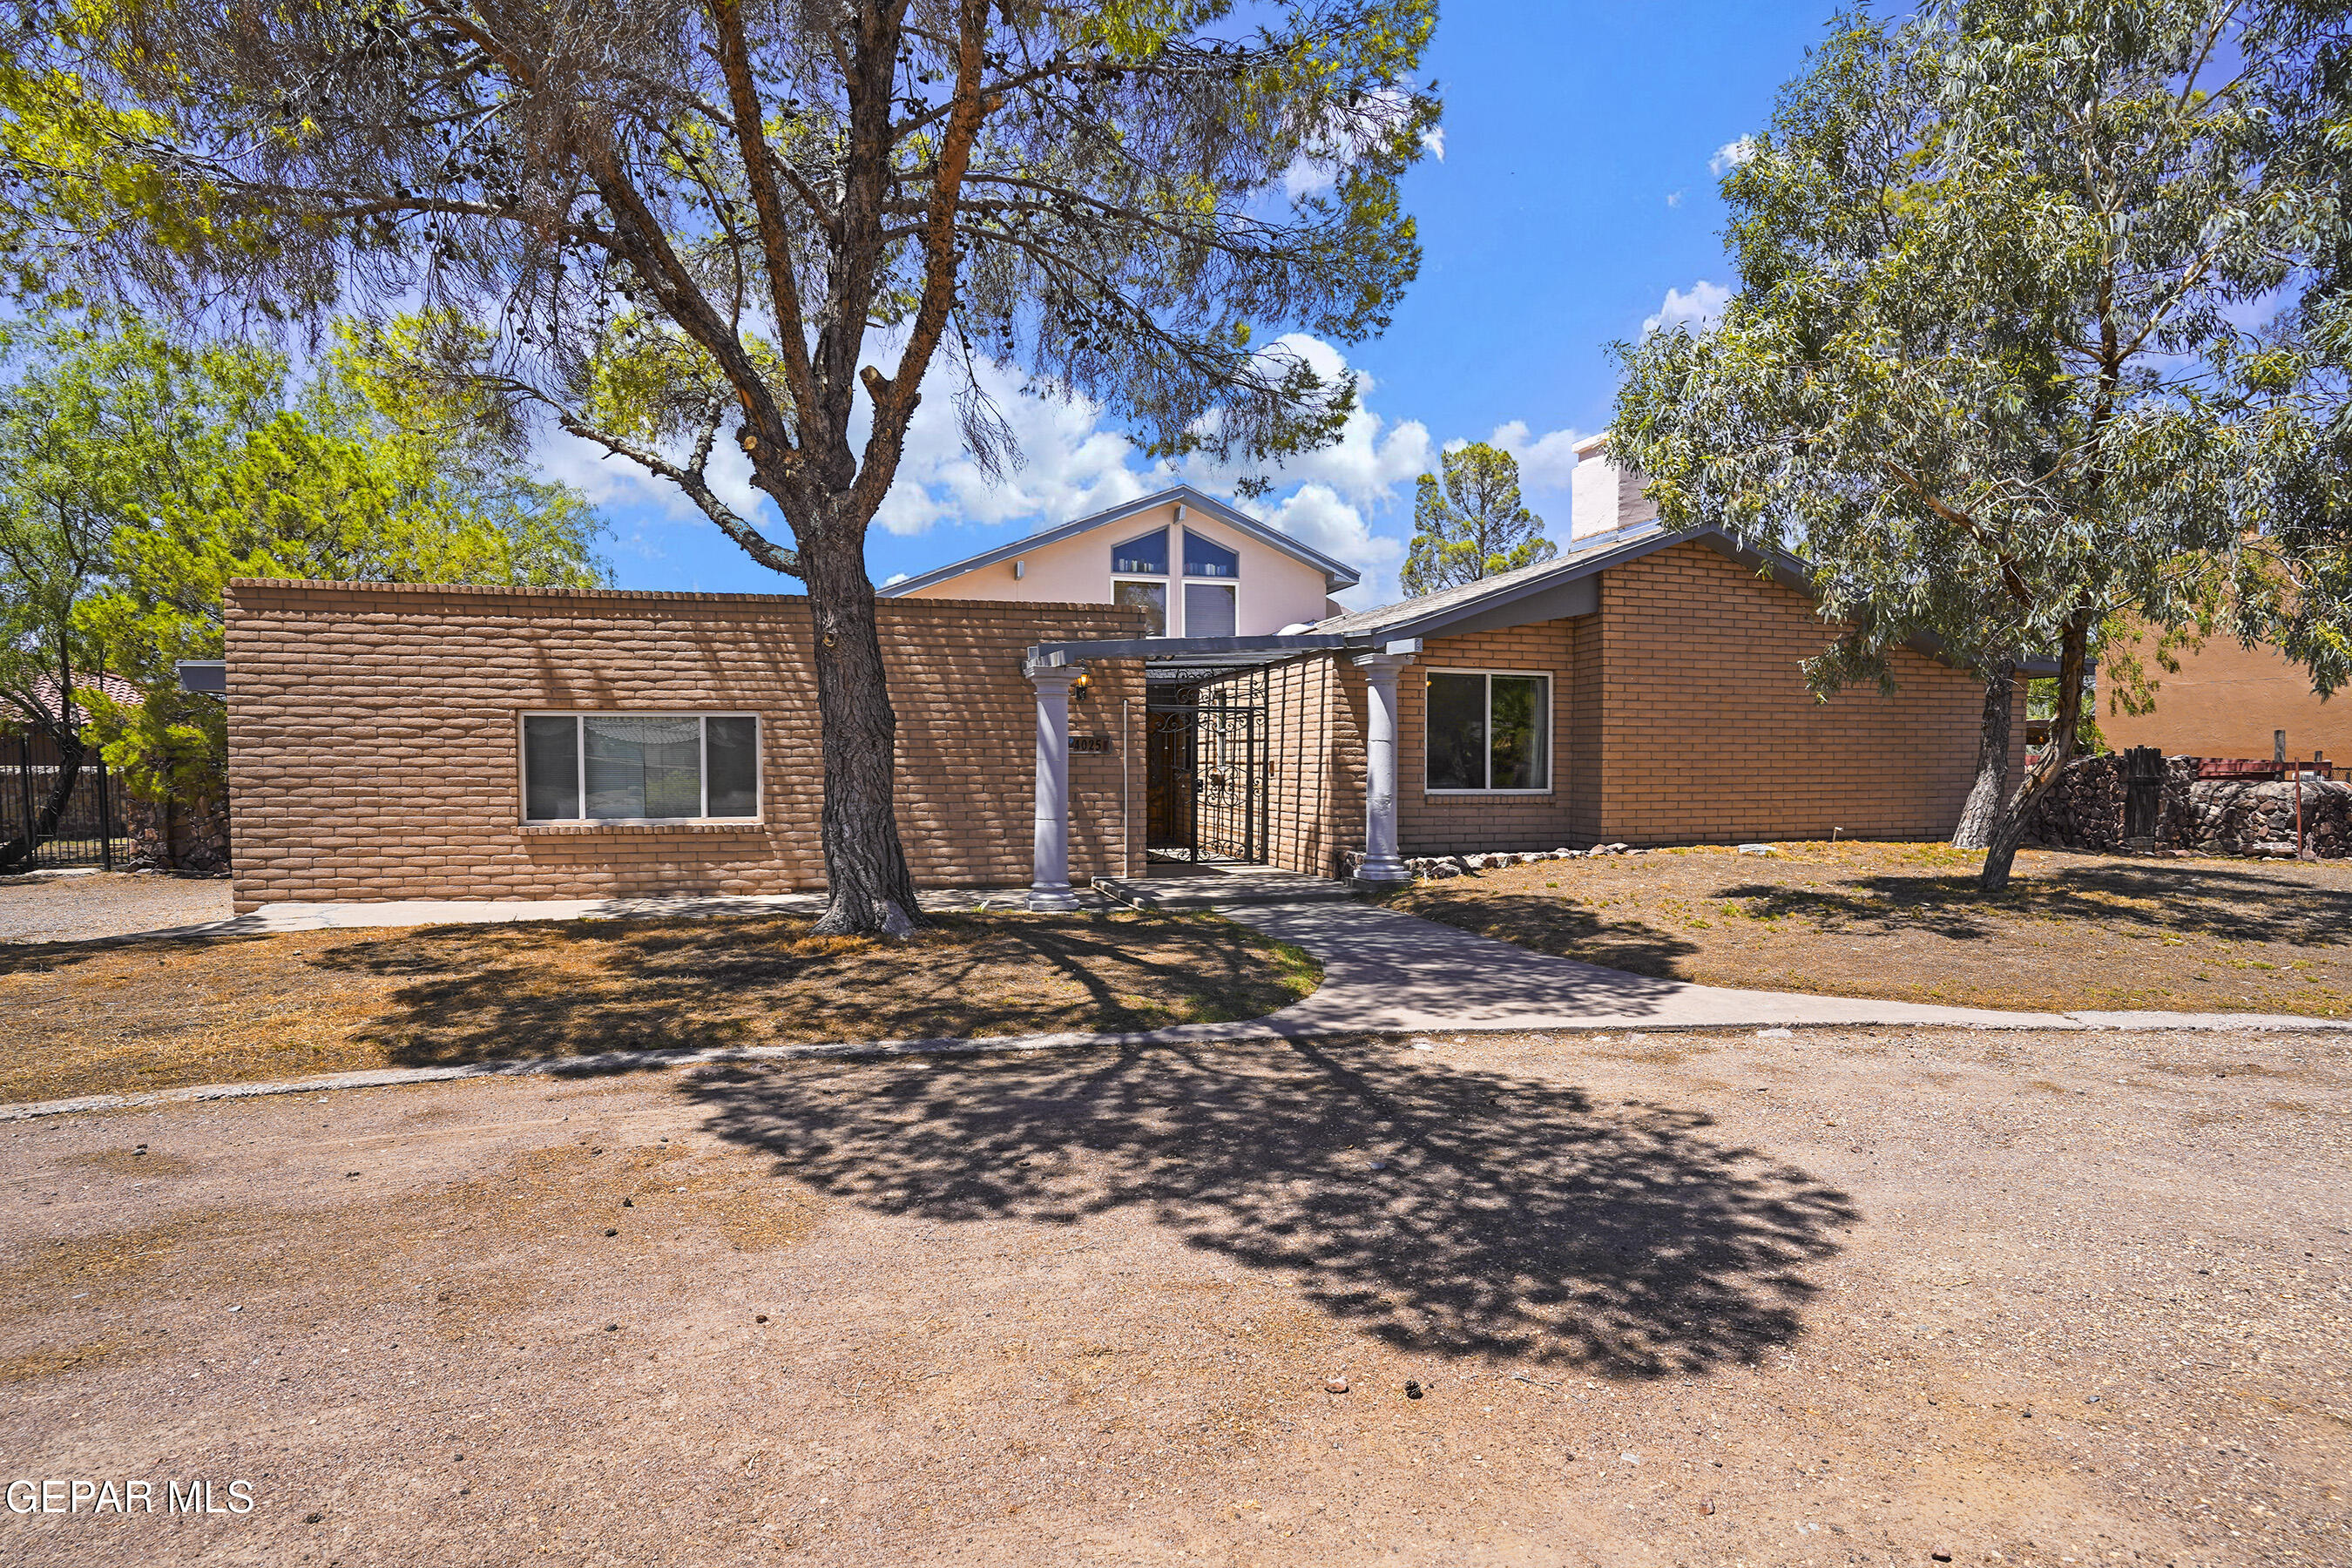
[1025, 659, 1084, 912]
[1353, 652, 1416, 886]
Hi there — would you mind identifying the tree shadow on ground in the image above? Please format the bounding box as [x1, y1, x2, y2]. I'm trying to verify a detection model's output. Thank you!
[310, 913, 1312, 1068]
[1717, 861, 2352, 947]
[1382, 893, 1701, 978]
[681, 1038, 1856, 1377]
[0, 931, 271, 977]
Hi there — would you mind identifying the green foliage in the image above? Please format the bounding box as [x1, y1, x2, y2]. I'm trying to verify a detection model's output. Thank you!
[3, 0, 1440, 928]
[1608, 1, 2351, 882]
[0, 312, 608, 805]
[1, 1, 1440, 548]
[1399, 443, 1556, 596]
[2026, 677, 2106, 756]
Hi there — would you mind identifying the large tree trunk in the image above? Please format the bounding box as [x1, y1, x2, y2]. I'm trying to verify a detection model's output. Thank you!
[1979, 617, 2092, 892]
[1950, 660, 2015, 849]
[0, 731, 86, 874]
[801, 525, 921, 938]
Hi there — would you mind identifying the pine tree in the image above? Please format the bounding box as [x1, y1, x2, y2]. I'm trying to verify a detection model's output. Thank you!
[1400, 443, 1557, 597]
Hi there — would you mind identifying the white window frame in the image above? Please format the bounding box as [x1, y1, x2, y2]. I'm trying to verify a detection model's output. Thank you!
[517, 711, 764, 824]
[1179, 527, 1241, 581]
[1111, 577, 1172, 637]
[1423, 669, 1555, 795]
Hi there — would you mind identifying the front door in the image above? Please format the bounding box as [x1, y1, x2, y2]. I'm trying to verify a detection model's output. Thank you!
[1144, 674, 1266, 863]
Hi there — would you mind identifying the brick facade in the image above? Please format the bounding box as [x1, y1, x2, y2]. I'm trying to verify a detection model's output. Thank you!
[1233, 540, 2016, 871]
[1581, 542, 1997, 845]
[225, 581, 1143, 911]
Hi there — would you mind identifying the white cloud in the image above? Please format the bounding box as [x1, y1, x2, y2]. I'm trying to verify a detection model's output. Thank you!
[1281, 90, 1440, 204]
[1710, 135, 1758, 176]
[1665, 189, 1682, 208]
[535, 424, 760, 525]
[1256, 483, 1408, 605]
[868, 356, 1151, 538]
[529, 326, 1598, 613]
[1484, 420, 1588, 497]
[1171, 334, 1432, 510]
[1643, 279, 1731, 335]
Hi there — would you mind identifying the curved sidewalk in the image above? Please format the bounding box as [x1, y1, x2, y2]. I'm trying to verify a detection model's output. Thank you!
[5, 891, 2346, 1123]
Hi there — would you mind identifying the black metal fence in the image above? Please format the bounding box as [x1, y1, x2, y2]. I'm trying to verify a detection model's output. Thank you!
[3, 735, 129, 871]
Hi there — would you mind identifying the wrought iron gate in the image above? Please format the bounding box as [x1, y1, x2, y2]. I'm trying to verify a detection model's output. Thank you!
[1145, 670, 1267, 863]
[3, 734, 128, 871]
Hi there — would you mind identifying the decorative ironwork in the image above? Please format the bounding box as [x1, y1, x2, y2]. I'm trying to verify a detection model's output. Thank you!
[1144, 667, 1267, 864]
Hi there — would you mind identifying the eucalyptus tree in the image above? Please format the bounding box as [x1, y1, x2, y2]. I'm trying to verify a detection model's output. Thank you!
[0, 316, 280, 871]
[1400, 442, 1555, 596]
[1612, 0, 2351, 890]
[3, 2, 1438, 934]
[0, 312, 606, 870]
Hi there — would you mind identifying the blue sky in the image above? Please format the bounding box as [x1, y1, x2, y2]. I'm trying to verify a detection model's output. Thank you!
[552, 3, 1843, 608]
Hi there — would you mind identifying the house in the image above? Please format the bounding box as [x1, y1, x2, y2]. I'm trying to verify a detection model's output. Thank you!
[2098, 625, 2347, 770]
[882, 486, 1359, 638]
[1019, 518, 2029, 899]
[223, 504, 2023, 911]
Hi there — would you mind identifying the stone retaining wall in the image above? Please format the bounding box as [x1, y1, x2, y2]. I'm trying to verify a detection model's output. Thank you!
[127, 794, 232, 874]
[2023, 754, 2349, 858]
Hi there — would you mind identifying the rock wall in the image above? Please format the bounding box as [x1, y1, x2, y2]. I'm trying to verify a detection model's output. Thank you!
[2020, 754, 2126, 853]
[2023, 754, 2348, 858]
[127, 793, 233, 874]
[2174, 778, 2351, 858]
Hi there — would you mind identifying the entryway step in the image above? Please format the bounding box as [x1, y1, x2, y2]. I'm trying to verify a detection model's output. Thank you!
[1090, 869, 1357, 912]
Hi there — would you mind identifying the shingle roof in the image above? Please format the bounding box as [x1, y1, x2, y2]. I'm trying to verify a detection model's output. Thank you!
[1315, 524, 1669, 638]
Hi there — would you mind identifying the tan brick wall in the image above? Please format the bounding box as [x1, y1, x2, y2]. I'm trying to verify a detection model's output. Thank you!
[1591, 542, 1984, 843]
[2100, 622, 2352, 766]
[1248, 541, 1994, 868]
[1234, 655, 1363, 879]
[226, 581, 1144, 910]
[1397, 619, 1592, 856]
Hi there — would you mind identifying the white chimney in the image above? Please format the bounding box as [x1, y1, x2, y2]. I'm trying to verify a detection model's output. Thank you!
[1568, 432, 1658, 540]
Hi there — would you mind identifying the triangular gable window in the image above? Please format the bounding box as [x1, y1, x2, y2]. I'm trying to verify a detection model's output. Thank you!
[1111, 528, 1168, 576]
[1183, 530, 1239, 578]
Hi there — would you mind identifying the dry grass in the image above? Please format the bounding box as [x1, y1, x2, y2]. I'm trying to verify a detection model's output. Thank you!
[1386, 840, 2352, 1016]
[0, 910, 1320, 1104]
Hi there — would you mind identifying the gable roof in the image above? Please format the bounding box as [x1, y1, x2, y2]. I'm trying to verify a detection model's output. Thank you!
[878, 484, 1362, 598]
[1314, 522, 2061, 676]
[1314, 523, 1685, 640]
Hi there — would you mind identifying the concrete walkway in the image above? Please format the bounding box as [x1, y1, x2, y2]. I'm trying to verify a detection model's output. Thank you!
[5, 873, 2348, 1122]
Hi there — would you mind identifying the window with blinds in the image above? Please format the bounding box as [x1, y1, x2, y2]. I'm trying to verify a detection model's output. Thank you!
[520, 713, 761, 821]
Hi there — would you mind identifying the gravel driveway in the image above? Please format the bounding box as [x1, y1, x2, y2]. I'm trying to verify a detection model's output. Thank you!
[1, 1023, 2344, 1566]
[0, 871, 231, 943]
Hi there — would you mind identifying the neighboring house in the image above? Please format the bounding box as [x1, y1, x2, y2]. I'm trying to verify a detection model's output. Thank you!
[2099, 626, 2348, 768]
[0, 671, 143, 765]
[882, 486, 1358, 638]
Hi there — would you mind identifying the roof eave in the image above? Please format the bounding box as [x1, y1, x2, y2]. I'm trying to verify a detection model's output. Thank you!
[879, 483, 1362, 598]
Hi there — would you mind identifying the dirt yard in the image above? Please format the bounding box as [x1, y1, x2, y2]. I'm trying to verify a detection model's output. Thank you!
[0, 871, 231, 943]
[0, 1024, 2342, 1566]
[0, 912, 1319, 1105]
[1389, 841, 2352, 1017]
